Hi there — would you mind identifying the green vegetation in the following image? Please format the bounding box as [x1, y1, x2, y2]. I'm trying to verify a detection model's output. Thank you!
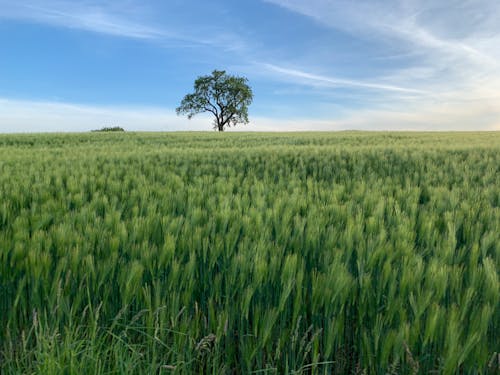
[176, 70, 253, 131]
[0, 132, 499, 374]
[92, 126, 125, 132]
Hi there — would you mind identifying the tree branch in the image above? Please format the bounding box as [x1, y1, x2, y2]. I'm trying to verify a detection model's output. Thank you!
[203, 106, 217, 117]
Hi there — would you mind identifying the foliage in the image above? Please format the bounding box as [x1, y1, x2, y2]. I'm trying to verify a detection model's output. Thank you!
[92, 127, 125, 132]
[176, 70, 253, 131]
[0, 132, 499, 374]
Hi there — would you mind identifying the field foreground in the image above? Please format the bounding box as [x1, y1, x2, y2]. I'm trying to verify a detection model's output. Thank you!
[0, 132, 499, 374]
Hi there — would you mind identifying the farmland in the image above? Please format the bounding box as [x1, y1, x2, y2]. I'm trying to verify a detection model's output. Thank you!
[0, 132, 499, 374]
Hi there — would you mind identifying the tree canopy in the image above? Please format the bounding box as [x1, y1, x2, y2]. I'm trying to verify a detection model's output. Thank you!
[176, 70, 253, 131]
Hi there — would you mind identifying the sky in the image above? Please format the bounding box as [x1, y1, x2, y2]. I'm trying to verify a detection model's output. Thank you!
[0, 0, 499, 132]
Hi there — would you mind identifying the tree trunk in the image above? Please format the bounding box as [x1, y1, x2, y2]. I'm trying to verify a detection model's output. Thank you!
[217, 120, 224, 132]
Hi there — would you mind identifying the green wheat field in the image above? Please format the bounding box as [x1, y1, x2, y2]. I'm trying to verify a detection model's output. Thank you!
[0, 132, 499, 374]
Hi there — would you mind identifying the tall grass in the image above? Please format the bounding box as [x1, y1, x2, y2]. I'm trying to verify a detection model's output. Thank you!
[0, 132, 499, 374]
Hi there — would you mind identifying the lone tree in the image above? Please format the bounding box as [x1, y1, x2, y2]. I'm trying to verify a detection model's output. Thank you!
[176, 70, 253, 132]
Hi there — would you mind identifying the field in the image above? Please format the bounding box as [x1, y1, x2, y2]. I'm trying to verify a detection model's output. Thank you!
[0, 132, 499, 374]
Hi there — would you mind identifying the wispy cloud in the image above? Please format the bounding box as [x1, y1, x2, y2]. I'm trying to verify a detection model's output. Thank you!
[263, 0, 500, 71]
[0, 98, 210, 133]
[0, 0, 163, 39]
[261, 0, 500, 128]
[0, 0, 248, 50]
[1, 97, 498, 133]
[260, 63, 428, 94]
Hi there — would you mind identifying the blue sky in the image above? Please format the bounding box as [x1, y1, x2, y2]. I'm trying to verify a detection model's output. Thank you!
[1, 0, 499, 132]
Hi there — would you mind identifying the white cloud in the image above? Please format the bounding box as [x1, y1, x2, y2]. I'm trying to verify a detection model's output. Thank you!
[260, 0, 500, 130]
[249, 100, 500, 132]
[0, 98, 211, 133]
[260, 63, 428, 94]
[0, 0, 162, 39]
[263, 0, 500, 72]
[0, 0, 247, 50]
[1, 97, 498, 133]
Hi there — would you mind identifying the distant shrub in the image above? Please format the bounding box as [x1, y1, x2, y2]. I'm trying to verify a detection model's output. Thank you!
[92, 127, 125, 132]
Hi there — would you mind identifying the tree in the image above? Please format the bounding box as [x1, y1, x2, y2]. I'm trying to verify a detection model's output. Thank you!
[176, 70, 253, 132]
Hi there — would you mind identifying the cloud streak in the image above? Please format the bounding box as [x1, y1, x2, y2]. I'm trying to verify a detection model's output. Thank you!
[0, 0, 163, 39]
[260, 64, 428, 94]
[263, 0, 500, 72]
[261, 0, 500, 128]
[0, 98, 210, 133]
[0, 0, 248, 50]
[1, 97, 498, 133]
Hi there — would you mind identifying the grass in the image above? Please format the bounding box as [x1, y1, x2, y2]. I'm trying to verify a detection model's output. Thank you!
[0, 131, 499, 374]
